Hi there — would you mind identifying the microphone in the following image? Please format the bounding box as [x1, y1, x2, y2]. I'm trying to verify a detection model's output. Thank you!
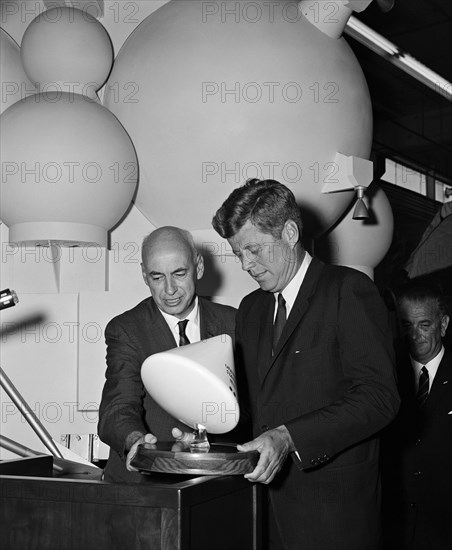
[0, 289, 19, 310]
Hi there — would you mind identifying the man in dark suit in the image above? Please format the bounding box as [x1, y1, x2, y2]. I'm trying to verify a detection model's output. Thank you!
[98, 226, 236, 482]
[382, 285, 451, 550]
[212, 179, 400, 550]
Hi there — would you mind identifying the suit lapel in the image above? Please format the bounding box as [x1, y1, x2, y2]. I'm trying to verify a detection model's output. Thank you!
[198, 297, 223, 340]
[260, 257, 325, 383]
[256, 292, 275, 381]
[146, 298, 178, 350]
[425, 350, 451, 412]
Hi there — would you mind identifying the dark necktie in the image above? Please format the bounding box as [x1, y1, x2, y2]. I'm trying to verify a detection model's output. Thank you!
[178, 319, 190, 346]
[272, 293, 286, 354]
[416, 366, 429, 407]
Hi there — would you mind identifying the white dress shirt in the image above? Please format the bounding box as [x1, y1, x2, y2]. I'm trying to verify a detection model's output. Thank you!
[159, 297, 201, 345]
[410, 345, 445, 392]
[273, 251, 313, 321]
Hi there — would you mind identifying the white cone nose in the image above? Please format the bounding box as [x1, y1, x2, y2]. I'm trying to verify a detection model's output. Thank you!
[141, 334, 239, 434]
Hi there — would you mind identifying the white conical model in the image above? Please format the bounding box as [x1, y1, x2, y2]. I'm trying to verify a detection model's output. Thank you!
[141, 335, 239, 434]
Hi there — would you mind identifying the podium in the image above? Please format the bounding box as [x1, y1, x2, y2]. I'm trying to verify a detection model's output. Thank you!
[0, 470, 263, 550]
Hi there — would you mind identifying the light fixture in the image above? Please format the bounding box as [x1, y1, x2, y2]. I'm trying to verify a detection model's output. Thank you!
[345, 17, 452, 102]
[0, 289, 18, 310]
[353, 186, 370, 219]
[322, 153, 373, 222]
[346, 16, 398, 56]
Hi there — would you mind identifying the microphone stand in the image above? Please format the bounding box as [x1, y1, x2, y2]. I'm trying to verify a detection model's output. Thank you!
[0, 288, 101, 475]
[0, 366, 64, 459]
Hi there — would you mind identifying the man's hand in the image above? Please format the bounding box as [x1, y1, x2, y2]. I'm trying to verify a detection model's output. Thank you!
[171, 427, 195, 451]
[237, 425, 294, 484]
[125, 432, 157, 471]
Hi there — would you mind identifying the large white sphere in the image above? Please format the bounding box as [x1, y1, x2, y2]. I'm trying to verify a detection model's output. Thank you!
[21, 7, 113, 96]
[0, 92, 138, 245]
[104, 0, 372, 236]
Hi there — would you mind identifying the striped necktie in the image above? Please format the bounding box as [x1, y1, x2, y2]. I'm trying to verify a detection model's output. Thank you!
[416, 366, 429, 407]
[178, 319, 190, 346]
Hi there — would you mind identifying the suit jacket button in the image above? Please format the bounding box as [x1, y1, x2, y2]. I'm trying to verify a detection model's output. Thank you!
[261, 425, 269, 432]
[415, 439, 421, 446]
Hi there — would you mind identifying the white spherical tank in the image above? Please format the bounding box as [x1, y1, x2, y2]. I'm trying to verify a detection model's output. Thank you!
[20, 6, 113, 98]
[0, 93, 138, 245]
[0, 7, 137, 246]
[103, 0, 372, 236]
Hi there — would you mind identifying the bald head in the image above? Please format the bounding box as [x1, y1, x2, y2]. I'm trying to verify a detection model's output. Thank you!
[142, 226, 197, 264]
[141, 227, 204, 319]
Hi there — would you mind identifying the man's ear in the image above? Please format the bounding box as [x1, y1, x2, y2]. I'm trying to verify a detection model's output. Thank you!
[196, 255, 205, 280]
[283, 220, 300, 248]
[441, 315, 450, 338]
[141, 263, 149, 287]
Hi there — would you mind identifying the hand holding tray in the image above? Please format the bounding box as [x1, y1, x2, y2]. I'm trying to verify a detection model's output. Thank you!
[131, 442, 259, 476]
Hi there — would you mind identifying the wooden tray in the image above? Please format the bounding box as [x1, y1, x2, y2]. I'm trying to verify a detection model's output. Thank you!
[131, 442, 259, 476]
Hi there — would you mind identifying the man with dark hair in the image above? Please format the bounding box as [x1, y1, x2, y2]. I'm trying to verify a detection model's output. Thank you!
[212, 179, 400, 550]
[382, 284, 451, 550]
[98, 226, 237, 482]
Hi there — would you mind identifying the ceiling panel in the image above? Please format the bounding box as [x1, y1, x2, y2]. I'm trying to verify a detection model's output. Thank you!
[348, 0, 452, 186]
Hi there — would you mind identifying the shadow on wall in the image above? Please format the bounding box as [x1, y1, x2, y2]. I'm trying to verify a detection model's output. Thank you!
[196, 249, 224, 299]
[0, 314, 46, 341]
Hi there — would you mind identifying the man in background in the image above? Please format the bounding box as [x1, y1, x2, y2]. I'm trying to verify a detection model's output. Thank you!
[98, 226, 237, 482]
[382, 285, 451, 550]
[212, 178, 399, 550]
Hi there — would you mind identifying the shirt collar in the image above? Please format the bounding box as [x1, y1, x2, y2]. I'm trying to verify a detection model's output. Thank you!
[275, 251, 312, 317]
[159, 296, 199, 331]
[410, 345, 445, 380]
